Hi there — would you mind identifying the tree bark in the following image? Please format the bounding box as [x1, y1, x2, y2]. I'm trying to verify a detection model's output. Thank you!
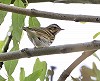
[10, 0, 100, 4]
[0, 40, 100, 61]
[0, 3, 100, 23]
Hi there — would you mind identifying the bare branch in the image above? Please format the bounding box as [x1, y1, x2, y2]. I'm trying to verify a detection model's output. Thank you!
[57, 50, 97, 81]
[2, 33, 12, 53]
[11, 0, 54, 4]
[54, 0, 100, 4]
[0, 3, 100, 23]
[11, 0, 100, 4]
[0, 40, 100, 61]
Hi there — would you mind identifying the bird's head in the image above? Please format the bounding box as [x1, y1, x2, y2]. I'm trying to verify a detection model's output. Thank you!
[46, 24, 64, 35]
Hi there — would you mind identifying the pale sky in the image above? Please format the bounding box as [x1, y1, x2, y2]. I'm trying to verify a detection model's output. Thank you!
[0, 2, 100, 81]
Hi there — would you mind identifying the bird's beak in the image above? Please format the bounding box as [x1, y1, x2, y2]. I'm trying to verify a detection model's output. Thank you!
[61, 28, 64, 30]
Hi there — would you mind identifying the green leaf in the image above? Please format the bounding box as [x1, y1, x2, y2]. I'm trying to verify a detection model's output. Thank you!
[47, 69, 54, 76]
[0, 75, 6, 81]
[8, 75, 14, 81]
[14, 0, 25, 7]
[0, 0, 11, 4]
[11, 0, 26, 49]
[71, 76, 80, 81]
[4, 60, 18, 76]
[29, 17, 40, 28]
[0, 36, 8, 52]
[93, 32, 100, 39]
[0, 0, 11, 25]
[0, 11, 7, 25]
[33, 58, 47, 81]
[81, 66, 95, 77]
[93, 62, 100, 81]
[0, 41, 5, 52]
[46, 77, 49, 81]
[24, 70, 42, 81]
[11, 43, 19, 51]
[20, 67, 25, 81]
[93, 53, 100, 61]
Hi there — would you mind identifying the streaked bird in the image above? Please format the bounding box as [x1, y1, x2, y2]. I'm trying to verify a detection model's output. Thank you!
[23, 24, 64, 47]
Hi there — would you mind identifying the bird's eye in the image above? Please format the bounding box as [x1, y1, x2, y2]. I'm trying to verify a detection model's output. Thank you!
[49, 27, 57, 30]
[48, 27, 52, 30]
[53, 27, 57, 29]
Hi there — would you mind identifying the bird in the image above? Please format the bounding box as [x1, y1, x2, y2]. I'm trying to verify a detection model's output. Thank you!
[23, 24, 64, 48]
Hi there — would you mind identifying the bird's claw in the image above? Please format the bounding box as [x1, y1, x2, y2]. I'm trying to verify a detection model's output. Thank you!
[21, 48, 32, 58]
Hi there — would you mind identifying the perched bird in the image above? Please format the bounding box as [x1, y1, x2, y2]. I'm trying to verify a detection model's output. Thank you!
[23, 24, 64, 48]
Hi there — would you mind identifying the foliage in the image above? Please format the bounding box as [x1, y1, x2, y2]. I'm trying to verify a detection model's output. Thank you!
[33, 58, 47, 81]
[21, 58, 47, 81]
[93, 32, 100, 61]
[0, 0, 44, 81]
[0, 75, 6, 81]
[93, 32, 100, 39]
[0, 0, 11, 24]
[72, 62, 100, 81]
[29, 17, 40, 28]
[0, 37, 7, 52]
[20, 67, 25, 81]
[71, 31, 100, 81]
[0, 0, 100, 81]
[19, 58, 47, 81]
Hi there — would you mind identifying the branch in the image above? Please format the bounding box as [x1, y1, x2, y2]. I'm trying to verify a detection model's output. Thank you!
[57, 50, 97, 81]
[0, 3, 100, 23]
[0, 40, 100, 61]
[11, 0, 100, 4]
[2, 33, 12, 53]
[11, 0, 54, 4]
[54, 0, 100, 4]
[0, 33, 12, 69]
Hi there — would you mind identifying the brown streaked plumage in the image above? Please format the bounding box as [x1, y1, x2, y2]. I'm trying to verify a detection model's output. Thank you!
[23, 24, 64, 47]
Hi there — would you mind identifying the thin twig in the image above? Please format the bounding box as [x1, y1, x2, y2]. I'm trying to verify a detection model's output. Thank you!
[54, 0, 100, 4]
[0, 33, 12, 69]
[10, 0, 100, 4]
[2, 33, 12, 53]
[50, 66, 56, 81]
[57, 50, 97, 81]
